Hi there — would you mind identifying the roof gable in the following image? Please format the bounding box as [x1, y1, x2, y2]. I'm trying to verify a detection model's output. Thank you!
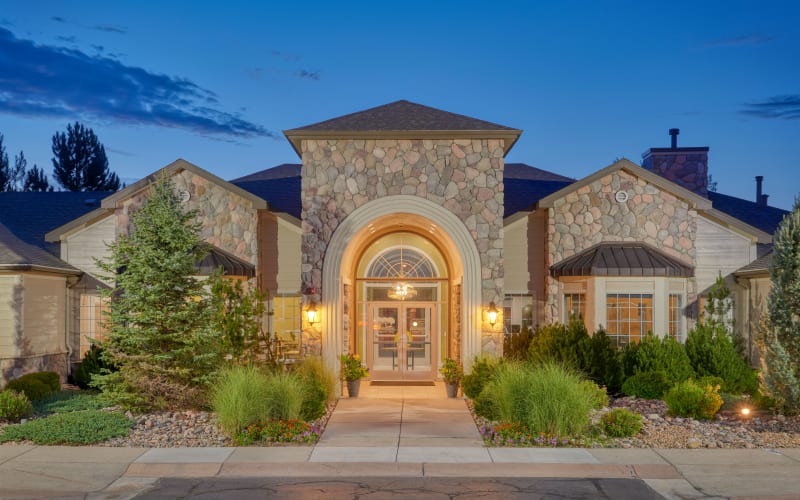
[0, 222, 80, 274]
[538, 159, 713, 210]
[100, 159, 267, 210]
[283, 100, 522, 158]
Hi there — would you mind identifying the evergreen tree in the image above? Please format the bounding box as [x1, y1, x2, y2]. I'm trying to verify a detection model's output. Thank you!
[51, 122, 120, 191]
[0, 133, 17, 192]
[22, 165, 53, 192]
[760, 197, 800, 413]
[95, 174, 219, 410]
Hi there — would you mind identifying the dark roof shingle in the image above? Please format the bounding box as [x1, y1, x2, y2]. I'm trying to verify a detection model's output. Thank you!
[708, 191, 788, 235]
[0, 222, 79, 273]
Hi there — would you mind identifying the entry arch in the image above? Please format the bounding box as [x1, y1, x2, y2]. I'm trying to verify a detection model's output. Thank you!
[321, 195, 482, 381]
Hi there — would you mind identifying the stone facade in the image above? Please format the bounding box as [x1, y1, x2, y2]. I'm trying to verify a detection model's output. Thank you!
[116, 170, 259, 265]
[546, 168, 698, 321]
[642, 148, 709, 197]
[300, 138, 506, 353]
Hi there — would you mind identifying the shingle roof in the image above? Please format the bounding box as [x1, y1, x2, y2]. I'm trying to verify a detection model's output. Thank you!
[283, 100, 523, 158]
[287, 100, 518, 133]
[0, 191, 112, 254]
[708, 192, 788, 235]
[231, 163, 301, 182]
[504, 178, 573, 217]
[551, 242, 694, 278]
[734, 251, 773, 276]
[233, 176, 302, 219]
[504, 163, 575, 182]
[0, 222, 80, 273]
[196, 245, 255, 277]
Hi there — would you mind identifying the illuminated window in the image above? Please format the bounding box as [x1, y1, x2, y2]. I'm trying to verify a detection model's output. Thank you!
[563, 293, 586, 323]
[606, 294, 653, 347]
[503, 294, 533, 334]
[366, 247, 437, 278]
[668, 293, 684, 341]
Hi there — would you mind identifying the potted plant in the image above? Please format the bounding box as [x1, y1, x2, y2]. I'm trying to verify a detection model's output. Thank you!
[340, 353, 369, 397]
[440, 358, 463, 398]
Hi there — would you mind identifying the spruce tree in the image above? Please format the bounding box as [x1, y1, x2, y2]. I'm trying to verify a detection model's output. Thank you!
[51, 122, 120, 191]
[22, 165, 52, 192]
[760, 197, 800, 413]
[96, 174, 220, 410]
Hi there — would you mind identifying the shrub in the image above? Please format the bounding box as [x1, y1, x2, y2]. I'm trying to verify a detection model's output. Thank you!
[622, 334, 694, 385]
[0, 410, 132, 445]
[212, 365, 272, 437]
[601, 408, 643, 437]
[27, 372, 61, 393]
[472, 388, 500, 421]
[489, 362, 595, 436]
[75, 344, 116, 390]
[5, 376, 54, 402]
[263, 372, 304, 421]
[527, 320, 588, 369]
[462, 356, 500, 399]
[621, 371, 672, 399]
[295, 357, 335, 421]
[685, 324, 759, 395]
[581, 328, 624, 393]
[237, 419, 320, 445]
[581, 380, 609, 409]
[33, 390, 109, 415]
[503, 328, 533, 361]
[664, 380, 723, 420]
[0, 390, 33, 422]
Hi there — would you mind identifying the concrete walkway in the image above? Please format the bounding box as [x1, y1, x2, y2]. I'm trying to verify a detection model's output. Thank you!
[1, 388, 800, 499]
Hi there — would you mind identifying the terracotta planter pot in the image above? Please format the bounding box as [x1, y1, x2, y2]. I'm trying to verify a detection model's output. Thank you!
[445, 382, 459, 398]
[346, 379, 361, 398]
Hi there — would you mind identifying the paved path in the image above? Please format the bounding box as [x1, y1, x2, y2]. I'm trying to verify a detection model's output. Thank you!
[1, 391, 800, 498]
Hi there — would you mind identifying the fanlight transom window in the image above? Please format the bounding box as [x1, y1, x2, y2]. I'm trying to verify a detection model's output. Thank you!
[366, 247, 437, 279]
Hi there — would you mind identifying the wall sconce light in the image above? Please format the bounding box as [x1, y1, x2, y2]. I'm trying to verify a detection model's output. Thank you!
[306, 302, 318, 325]
[487, 301, 498, 327]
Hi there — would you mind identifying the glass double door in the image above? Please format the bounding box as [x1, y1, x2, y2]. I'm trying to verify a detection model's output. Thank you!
[369, 303, 436, 381]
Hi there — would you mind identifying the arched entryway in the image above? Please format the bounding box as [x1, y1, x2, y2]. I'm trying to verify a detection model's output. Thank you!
[321, 195, 483, 386]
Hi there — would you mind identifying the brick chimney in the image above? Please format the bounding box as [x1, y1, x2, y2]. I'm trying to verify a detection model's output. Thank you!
[642, 128, 709, 197]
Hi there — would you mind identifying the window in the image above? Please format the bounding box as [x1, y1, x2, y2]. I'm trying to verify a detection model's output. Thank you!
[606, 293, 653, 347]
[503, 294, 533, 334]
[271, 295, 301, 338]
[563, 293, 586, 323]
[668, 293, 683, 341]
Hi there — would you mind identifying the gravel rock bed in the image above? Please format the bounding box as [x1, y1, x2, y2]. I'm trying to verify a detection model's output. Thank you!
[471, 396, 800, 449]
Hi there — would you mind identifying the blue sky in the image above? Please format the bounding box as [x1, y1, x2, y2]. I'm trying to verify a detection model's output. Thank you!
[1, 1, 798, 209]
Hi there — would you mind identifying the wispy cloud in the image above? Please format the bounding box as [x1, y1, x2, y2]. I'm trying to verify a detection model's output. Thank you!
[57, 35, 77, 43]
[92, 24, 126, 34]
[705, 34, 775, 48]
[50, 16, 67, 23]
[740, 95, 800, 120]
[296, 69, 320, 81]
[0, 28, 276, 138]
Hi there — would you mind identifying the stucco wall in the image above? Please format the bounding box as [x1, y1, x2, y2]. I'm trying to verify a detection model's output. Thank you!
[301, 138, 506, 353]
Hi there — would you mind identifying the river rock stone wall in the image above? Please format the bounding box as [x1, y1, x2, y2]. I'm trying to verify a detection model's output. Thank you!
[116, 170, 259, 265]
[300, 138, 506, 355]
[545, 168, 698, 321]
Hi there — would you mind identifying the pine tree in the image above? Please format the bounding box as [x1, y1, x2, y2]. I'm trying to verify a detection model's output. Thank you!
[0, 134, 18, 192]
[95, 174, 219, 410]
[22, 165, 53, 192]
[51, 122, 120, 191]
[760, 197, 800, 413]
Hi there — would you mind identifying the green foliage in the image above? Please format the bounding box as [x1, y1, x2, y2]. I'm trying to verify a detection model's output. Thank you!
[262, 373, 304, 421]
[51, 121, 120, 191]
[472, 388, 500, 421]
[5, 374, 57, 402]
[503, 328, 534, 361]
[462, 356, 500, 399]
[212, 365, 272, 437]
[95, 174, 222, 410]
[0, 410, 132, 444]
[527, 319, 588, 369]
[208, 276, 273, 366]
[339, 353, 368, 381]
[25, 372, 61, 393]
[296, 357, 335, 421]
[685, 324, 758, 394]
[581, 328, 624, 394]
[33, 390, 109, 415]
[23, 165, 52, 192]
[581, 380, 609, 409]
[664, 380, 723, 420]
[622, 334, 694, 385]
[0, 390, 33, 422]
[237, 419, 320, 445]
[759, 197, 800, 414]
[601, 408, 643, 437]
[439, 358, 464, 384]
[75, 344, 117, 390]
[488, 362, 595, 436]
[621, 371, 672, 399]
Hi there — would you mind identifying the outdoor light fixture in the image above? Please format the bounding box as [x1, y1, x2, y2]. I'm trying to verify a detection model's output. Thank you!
[741, 407, 751, 417]
[306, 302, 318, 325]
[487, 302, 498, 326]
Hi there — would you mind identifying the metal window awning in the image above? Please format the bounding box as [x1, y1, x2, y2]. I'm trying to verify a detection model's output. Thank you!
[550, 242, 693, 278]
[195, 245, 255, 278]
